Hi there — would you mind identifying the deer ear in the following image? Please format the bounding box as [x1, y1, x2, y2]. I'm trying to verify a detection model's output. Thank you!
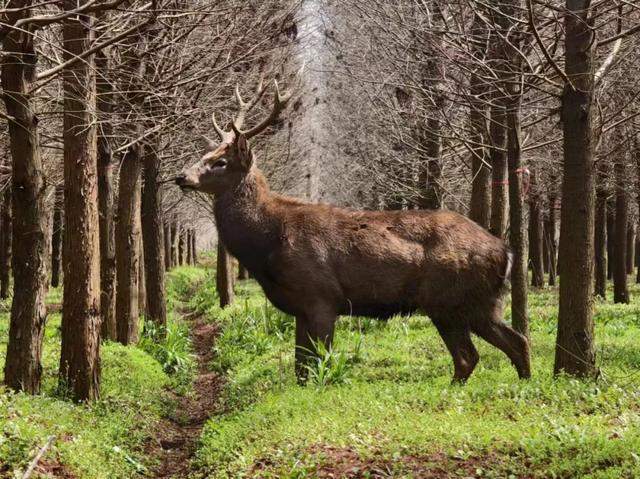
[237, 134, 253, 170]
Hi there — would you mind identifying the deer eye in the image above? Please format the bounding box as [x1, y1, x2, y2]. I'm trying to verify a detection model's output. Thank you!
[211, 158, 228, 170]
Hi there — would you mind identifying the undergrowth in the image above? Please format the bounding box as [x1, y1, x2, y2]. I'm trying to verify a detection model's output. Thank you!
[191, 275, 640, 479]
[0, 265, 204, 478]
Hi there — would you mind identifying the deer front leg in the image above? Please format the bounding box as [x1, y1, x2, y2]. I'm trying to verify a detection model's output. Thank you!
[294, 306, 337, 384]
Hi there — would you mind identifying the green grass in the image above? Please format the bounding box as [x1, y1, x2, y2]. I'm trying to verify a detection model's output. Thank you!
[192, 276, 640, 478]
[0, 266, 205, 478]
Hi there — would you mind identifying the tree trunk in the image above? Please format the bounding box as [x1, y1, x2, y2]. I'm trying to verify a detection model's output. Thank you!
[542, 220, 550, 276]
[489, 100, 508, 239]
[2, 2, 49, 394]
[51, 186, 63, 288]
[141, 134, 167, 330]
[417, 49, 444, 210]
[468, 12, 491, 228]
[506, 72, 528, 336]
[115, 146, 142, 345]
[96, 46, 116, 341]
[164, 221, 172, 271]
[191, 229, 197, 265]
[216, 241, 234, 308]
[626, 224, 635, 274]
[178, 226, 187, 266]
[613, 158, 629, 304]
[554, 1, 596, 377]
[594, 189, 607, 298]
[545, 190, 559, 286]
[59, 5, 101, 401]
[186, 229, 193, 265]
[606, 203, 615, 280]
[0, 188, 11, 299]
[138, 239, 146, 317]
[529, 181, 545, 288]
[170, 221, 178, 267]
[238, 263, 250, 280]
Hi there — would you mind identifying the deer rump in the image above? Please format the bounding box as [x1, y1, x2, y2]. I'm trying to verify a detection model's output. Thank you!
[223, 202, 512, 323]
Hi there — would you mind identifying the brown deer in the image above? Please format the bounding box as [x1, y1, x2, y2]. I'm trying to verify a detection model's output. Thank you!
[176, 81, 531, 383]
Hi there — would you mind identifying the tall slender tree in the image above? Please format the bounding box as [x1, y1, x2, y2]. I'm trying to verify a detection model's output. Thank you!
[2, 0, 49, 394]
[59, 3, 101, 401]
[554, 0, 597, 377]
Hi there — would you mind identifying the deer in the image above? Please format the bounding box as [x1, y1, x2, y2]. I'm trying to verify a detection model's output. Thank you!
[176, 80, 531, 384]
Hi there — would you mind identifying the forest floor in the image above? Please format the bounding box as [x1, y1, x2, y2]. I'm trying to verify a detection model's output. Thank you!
[1, 266, 640, 478]
[190, 275, 640, 479]
[151, 308, 221, 478]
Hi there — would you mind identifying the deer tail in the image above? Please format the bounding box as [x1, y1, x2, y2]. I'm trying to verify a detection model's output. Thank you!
[498, 247, 514, 292]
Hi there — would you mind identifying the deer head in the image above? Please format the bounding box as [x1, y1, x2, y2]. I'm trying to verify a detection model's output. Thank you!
[175, 80, 292, 195]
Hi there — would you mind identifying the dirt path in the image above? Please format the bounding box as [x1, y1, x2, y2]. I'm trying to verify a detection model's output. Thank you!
[152, 313, 221, 479]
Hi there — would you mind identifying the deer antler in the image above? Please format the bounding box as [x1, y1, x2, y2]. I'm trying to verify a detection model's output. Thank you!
[233, 77, 266, 130]
[242, 80, 292, 140]
[209, 76, 292, 144]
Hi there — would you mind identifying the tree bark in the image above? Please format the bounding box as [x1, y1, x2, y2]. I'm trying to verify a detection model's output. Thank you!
[96, 45, 116, 341]
[51, 186, 63, 289]
[238, 263, 250, 280]
[2, 1, 49, 394]
[606, 203, 615, 280]
[216, 241, 234, 308]
[468, 12, 491, 228]
[59, 4, 101, 401]
[489, 100, 508, 239]
[186, 229, 193, 265]
[170, 221, 178, 267]
[141, 134, 167, 330]
[626, 224, 635, 274]
[529, 179, 545, 288]
[613, 158, 629, 304]
[554, 1, 596, 377]
[0, 188, 11, 299]
[417, 47, 444, 210]
[115, 146, 142, 345]
[191, 229, 197, 265]
[506, 70, 528, 336]
[545, 190, 559, 286]
[164, 221, 172, 271]
[594, 188, 607, 298]
[178, 226, 186, 266]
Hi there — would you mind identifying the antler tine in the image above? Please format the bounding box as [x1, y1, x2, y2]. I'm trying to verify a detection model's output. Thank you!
[243, 80, 292, 140]
[211, 112, 227, 142]
[233, 79, 269, 131]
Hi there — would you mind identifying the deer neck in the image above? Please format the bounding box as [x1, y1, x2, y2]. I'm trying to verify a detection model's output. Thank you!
[213, 169, 279, 272]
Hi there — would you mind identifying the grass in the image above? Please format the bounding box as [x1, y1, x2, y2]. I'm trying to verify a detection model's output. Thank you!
[0, 265, 205, 478]
[191, 275, 640, 478]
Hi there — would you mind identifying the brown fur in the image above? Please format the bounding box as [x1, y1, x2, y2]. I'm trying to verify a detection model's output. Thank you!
[177, 133, 531, 384]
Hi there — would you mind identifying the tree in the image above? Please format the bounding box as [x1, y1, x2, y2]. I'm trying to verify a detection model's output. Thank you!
[51, 186, 63, 288]
[96, 43, 116, 340]
[613, 154, 629, 303]
[59, 3, 101, 401]
[142, 132, 167, 330]
[2, 0, 49, 394]
[116, 145, 143, 345]
[554, 0, 597, 377]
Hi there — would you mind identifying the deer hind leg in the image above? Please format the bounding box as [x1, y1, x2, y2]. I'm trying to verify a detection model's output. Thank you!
[472, 305, 531, 379]
[432, 319, 479, 384]
[294, 306, 336, 384]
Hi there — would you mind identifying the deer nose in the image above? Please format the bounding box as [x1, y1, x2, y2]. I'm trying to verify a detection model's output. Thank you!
[175, 173, 187, 186]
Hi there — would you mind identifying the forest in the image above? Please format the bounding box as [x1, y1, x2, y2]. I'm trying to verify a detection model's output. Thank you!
[0, 0, 639, 478]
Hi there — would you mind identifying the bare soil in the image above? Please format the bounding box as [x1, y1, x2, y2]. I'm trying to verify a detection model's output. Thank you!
[253, 444, 533, 479]
[152, 313, 222, 479]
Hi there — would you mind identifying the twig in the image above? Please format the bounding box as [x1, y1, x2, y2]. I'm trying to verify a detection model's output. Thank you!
[22, 435, 56, 479]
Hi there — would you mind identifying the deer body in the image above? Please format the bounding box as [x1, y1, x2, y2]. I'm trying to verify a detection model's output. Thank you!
[177, 80, 531, 383]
